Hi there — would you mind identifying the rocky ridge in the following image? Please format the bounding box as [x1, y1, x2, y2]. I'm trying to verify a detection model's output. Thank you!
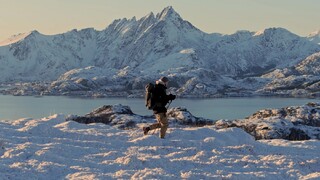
[260, 52, 320, 97]
[216, 102, 320, 140]
[66, 102, 320, 141]
[67, 104, 215, 129]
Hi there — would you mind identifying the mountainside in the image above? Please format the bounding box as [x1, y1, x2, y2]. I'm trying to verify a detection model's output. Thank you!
[307, 30, 320, 45]
[0, 6, 320, 97]
[0, 29, 98, 82]
[259, 52, 320, 97]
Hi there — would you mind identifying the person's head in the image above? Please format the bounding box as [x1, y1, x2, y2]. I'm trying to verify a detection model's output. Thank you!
[157, 76, 169, 87]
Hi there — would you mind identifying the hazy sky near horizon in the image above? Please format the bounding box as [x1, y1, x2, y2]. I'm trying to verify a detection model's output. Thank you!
[0, 0, 319, 41]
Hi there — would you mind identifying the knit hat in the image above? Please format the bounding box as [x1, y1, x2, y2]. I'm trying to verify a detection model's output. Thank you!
[159, 76, 169, 83]
[156, 76, 169, 86]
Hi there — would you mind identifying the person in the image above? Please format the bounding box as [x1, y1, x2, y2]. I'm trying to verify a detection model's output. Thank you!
[143, 76, 176, 139]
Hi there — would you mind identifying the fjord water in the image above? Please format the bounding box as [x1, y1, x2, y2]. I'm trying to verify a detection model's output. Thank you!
[0, 95, 316, 121]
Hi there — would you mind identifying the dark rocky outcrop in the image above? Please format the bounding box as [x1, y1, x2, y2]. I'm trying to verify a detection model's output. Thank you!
[167, 107, 215, 126]
[67, 104, 215, 129]
[67, 103, 320, 140]
[66, 104, 141, 129]
[215, 102, 320, 140]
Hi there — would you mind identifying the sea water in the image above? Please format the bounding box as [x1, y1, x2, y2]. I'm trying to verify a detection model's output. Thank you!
[0, 94, 317, 121]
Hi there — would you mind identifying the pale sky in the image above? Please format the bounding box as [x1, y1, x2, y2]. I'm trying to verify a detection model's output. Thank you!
[0, 0, 319, 41]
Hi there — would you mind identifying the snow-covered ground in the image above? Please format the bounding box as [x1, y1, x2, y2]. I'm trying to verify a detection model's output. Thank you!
[0, 114, 319, 179]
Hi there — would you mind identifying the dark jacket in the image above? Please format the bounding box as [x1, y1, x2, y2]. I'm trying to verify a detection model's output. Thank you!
[152, 83, 172, 114]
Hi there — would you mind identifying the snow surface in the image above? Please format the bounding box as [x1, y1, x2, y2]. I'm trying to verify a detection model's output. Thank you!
[0, 114, 319, 179]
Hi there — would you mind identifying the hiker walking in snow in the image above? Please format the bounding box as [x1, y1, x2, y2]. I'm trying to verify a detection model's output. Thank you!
[143, 76, 176, 139]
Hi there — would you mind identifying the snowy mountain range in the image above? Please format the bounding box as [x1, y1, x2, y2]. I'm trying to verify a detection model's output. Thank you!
[0, 6, 320, 97]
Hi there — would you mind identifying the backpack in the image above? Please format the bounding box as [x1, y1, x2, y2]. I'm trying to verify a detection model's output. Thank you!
[145, 83, 156, 110]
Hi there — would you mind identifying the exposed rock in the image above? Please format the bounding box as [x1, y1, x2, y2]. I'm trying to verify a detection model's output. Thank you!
[66, 104, 140, 129]
[67, 104, 215, 129]
[167, 107, 214, 126]
[64, 103, 320, 141]
[215, 102, 320, 140]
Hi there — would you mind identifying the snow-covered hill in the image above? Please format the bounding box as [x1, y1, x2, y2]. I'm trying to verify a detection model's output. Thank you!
[0, 29, 98, 82]
[0, 104, 319, 179]
[259, 52, 320, 97]
[0, 6, 320, 97]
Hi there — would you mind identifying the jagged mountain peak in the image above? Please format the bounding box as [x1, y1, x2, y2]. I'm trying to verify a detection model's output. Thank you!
[24, 30, 44, 40]
[139, 12, 156, 23]
[0, 30, 42, 46]
[225, 30, 254, 40]
[24, 30, 47, 41]
[58, 28, 97, 41]
[156, 6, 182, 21]
[105, 18, 128, 30]
[107, 6, 183, 29]
[29, 30, 41, 35]
[143, 12, 155, 19]
[64, 28, 96, 35]
[100, 6, 200, 45]
[254, 27, 297, 38]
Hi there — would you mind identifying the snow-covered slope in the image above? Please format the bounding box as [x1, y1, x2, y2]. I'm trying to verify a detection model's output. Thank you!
[209, 28, 319, 75]
[296, 52, 320, 75]
[259, 52, 320, 97]
[0, 31, 33, 46]
[0, 104, 319, 179]
[0, 29, 98, 82]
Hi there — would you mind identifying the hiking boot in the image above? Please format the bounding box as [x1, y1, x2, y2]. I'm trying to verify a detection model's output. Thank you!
[143, 127, 150, 135]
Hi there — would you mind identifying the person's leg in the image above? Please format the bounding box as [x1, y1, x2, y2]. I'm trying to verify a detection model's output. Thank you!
[143, 114, 161, 135]
[157, 113, 168, 138]
[149, 118, 161, 130]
